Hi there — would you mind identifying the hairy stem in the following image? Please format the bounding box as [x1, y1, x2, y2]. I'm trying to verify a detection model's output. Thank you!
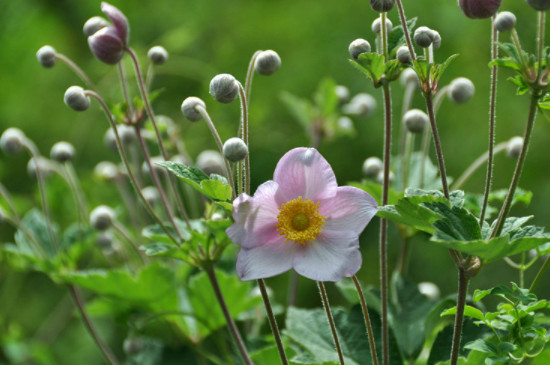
[449, 270, 469, 365]
[237, 84, 251, 195]
[395, 0, 417, 62]
[258, 279, 289, 365]
[318, 281, 345, 364]
[424, 93, 450, 199]
[352, 276, 379, 365]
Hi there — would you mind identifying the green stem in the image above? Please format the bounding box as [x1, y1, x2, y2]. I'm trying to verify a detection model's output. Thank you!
[237, 83, 251, 195]
[511, 30, 529, 70]
[117, 63, 135, 119]
[54, 53, 98, 91]
[451, 142, 507, 191]
[479, 17, 499, 225]
[352, 276, 379, 365]
[258, 279, 289, 365]
[205, 267, 253, 365]
[449, 269, 469, 365]
[536, 12, 546, 80]
[318, 281, 345, 365]
[63, 163, 88, 221]
[112, 221, 145, 264]
[491, 92, 540, 238]
[424, 93, 450, 199]
[529, 254, 550, 292]
[395, 0, 417, 62]
[245, 51, 262, 103]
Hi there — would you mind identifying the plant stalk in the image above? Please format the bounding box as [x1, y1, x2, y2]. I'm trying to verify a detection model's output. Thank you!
[258, 279, 289, 365]
[352, 276, 379, 365]
[318, 281, 345, 365]
[449, 269, 469, 365]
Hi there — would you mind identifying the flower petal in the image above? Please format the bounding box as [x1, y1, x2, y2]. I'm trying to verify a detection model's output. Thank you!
[237, 241, 296, 280]
[226, 180, 284, 249]
[293, 234, 362, 282]
[101, 2, 129, 44]
[88, 27, 124, 64]
[320, 186, 378, 236]
[273, 148, 338, 201]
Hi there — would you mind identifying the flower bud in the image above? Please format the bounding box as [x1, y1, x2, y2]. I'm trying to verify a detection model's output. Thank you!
[526, 0, 550, 10]
[50, 141, 75, 163]
[64, 86, 90, 111]
[223, 137, 248, 162]
[403, 109, 429, 134]
[103, 128, 118, 152]
[458, 0, 502, 19]
[414, 26, 435, 48]
[118, 124, 136, 145]
[371, 17, 393, 34]
[495, 11, 516, 32]
[27, 157, 52, 178]
[396, 46, 412, 63]
[431, 30, 441, 50]
[376, 170, 395, 184]
[254, 50, 281, 76]
[88, 26, 125, 64]
[337, 116, 354, 131]
[506, 136, 523, 158]
[36, 45, 56, 68]
[141, 186, 160, 206]
[96, 231, 114, 250]
[448, 77, 475, 104]
[343, 93, 377, 117]
[362, 156, 383, 178]
[370, 0, 395, 12]
[94, 161, 120, 182]
[141, 156, 165, 178]
[90, 205, 115, 231]
[1, 128, 25, 155]
[209, 74, 239, 104]
[335, 85, 350, 103]
[123, 338, 145, 356]
[348, 39, 371, 60]
[147, 46, 168, 65]
[418, 282, 440, 300]
[181, 97, 206, 122]
[400, 68, 420, 87]
[83, 16, 109, 37]
[101, 2, 129, 44]
[197, 150, 225, 176]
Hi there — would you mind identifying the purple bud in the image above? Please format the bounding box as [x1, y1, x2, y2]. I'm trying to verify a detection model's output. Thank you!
[101, 2, 129, 44]
[526, 0, 550, 11]
[458, 0, 502, 19]
[88, 27, 125, 64]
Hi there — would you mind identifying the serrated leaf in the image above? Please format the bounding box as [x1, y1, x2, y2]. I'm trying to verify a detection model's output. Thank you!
[159, 161, 208, 189]
[464, 339, 498, 355]
[388, 17, 417, 55]
[199, 178, 233, 201]
[384, 60, 404, 82]
[431, 54, 459, 86]
[350, 53, 386, 86]
[426, 202, 482, 242]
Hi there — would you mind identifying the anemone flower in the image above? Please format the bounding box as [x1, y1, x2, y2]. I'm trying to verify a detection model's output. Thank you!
[227, 147, 378, 282]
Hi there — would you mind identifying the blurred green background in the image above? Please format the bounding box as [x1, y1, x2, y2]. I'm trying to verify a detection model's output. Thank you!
[1, 0, 549, 363]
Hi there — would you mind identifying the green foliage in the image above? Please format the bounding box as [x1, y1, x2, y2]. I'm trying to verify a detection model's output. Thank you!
[413, 54, 459, 94]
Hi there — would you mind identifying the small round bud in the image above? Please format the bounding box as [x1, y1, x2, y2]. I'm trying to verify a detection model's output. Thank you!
[370, 0, 395, 12]
[118, 124, 136, 145]
[506, 136, 523, 159]
[458, 0, 502, 19]
[376, 170, 395, 185]
[414, 26, 435, 48]
[223, 137, 248, 162]
[181, 97, 206, 122]
[448, 77, 475, 104]
[495, 11, 516, 32]
[83, 16, 109, 37]
[348, 39, 371, 60]
[396, 46, 412, 63]
[209, 74, 239, 104]
[141, 186, 160, 206]
[141, 156, 165, 178]
[1, 128, 25, 155]
[171, 154, 192, 166]
[418, 282, 441, 300]
[362, 157, 383, 178]
[400, 68, 420, 87]
[371, 17, 393, 35]
[94, 161, 120, 182]
[123, 338, 145, 356]
[196, 150, 225, 176]
[90, 205, 115, 231]
[27, 157, 52, 178]
[254, 50, 281, 76]
[343, 93, 377, 117]
[50, 141, 75, 163]
[403, 109, 429, 134]
[96, 231, 114, 250]
[335, 85, 350, 103]
[147, 46, 169, 65]
[36, 45, 57, 68]
[337, 116, 354, 131]
[526, 0, 550, 11]
[64, 86, 90, 111]
[103, 128, 117, 152]
[431, 30, 441, 50]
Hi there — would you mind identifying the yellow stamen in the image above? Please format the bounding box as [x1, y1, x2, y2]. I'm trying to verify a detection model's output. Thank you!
[276, 196, 326, 245]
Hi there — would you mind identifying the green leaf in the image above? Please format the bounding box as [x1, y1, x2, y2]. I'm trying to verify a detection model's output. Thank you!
[489, 188, 532, 207]
[441, 305, 485, 323]
[431, 54, 459, 86]
[464, 339, 498, 355]
[392, 152, 441, 191]
[349, 180, 401, 206]
[350, 53, 386, 86]
[314, 78, 339, 118]
[489, 58, 522, 72]
[428, 319, 485, 364]
[427, 202, 482, 241]
[384, 60, 404, 82]
[388, 17, 417, 55]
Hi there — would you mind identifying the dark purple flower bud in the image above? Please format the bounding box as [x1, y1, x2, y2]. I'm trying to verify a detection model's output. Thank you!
[101, 2, 129, 44]
[526, 0, 550, 11]
[88, 27, 125, 64]
[458, 0, 502, 19]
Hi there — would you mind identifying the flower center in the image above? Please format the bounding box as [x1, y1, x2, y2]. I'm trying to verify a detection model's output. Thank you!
[276, 196, 326, 245]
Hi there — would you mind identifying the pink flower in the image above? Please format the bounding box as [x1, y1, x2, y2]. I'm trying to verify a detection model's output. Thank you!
[227, 148, 378, 282]
[87, 2, 129, 65]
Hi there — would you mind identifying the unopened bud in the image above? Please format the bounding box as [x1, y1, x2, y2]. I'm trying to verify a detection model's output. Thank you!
[448, 77, 475, 104]
[362, 157, 383, 178]
[403, 109, 429, 134]
[223, 137, 248, 162]
[371, 17, 393, 35]
[147, 46, 168, 65]
[335, 85, 350, 103]
[141, 186, 160, 206]
[1, 128, 25, 155]
[376, 170, 395, 184]
[400, 68, 419, 87]
[418, 282, 441, 300]
[50, 141, 75, 163]
[209, 74, 239, 104]
[87, 26, 125, 64]
[181, 97, 206, 122]
[27, 157, 52, 178]
[396, 46, 412, 63]
[431, 30, 441, 50]
[495, 11, 516, 32]
[506, 136, 523, 158]
[90, 205, 115, 231]
[370, 0, 395, 12]
[343, 93, 377, 117]
[83, 16, 109, 37]
[101, 2, 129, 44]
[414, 26, 435, 48]
[458, 0, 502, 19]
[526, 0, 550, 11]
[36, 46, 57, 68]
[254, 50, 281, 76]
[96, 231, 114, 250]
[197, 150, 225, 176]
[118, 124, 136, 145]
[142, 156, 165, 178]
[94, 161, 120, 182]
[123, 338, 145, 356]
[337, 116, 354, 131]
[64, 86, 90, 111]
[349, 39, 371, 60]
